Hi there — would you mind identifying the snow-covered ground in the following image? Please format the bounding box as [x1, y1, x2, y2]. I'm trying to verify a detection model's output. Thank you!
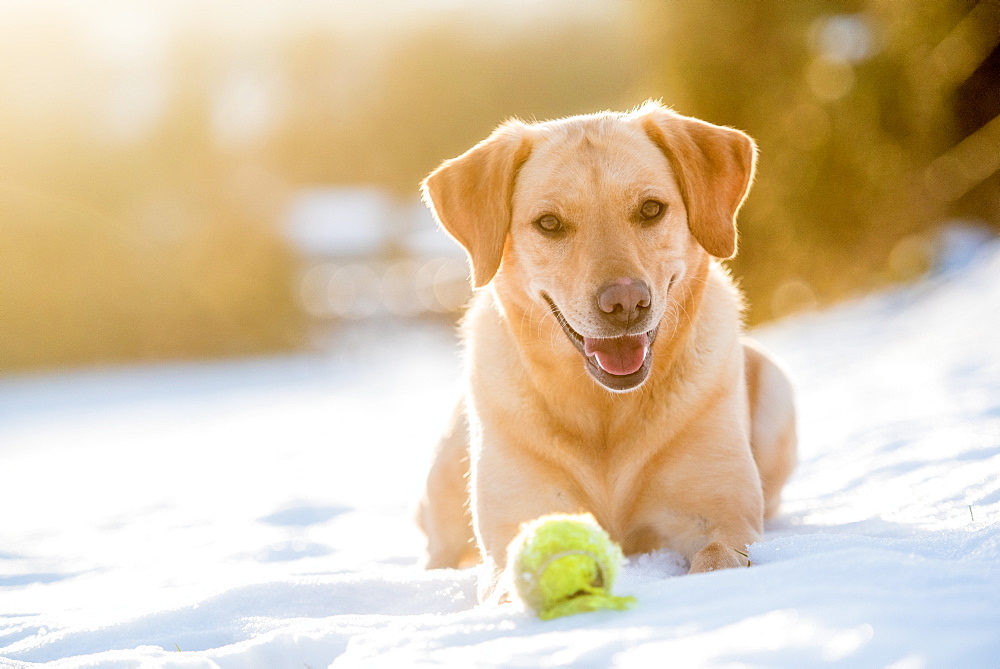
[2, 235, 999, 668]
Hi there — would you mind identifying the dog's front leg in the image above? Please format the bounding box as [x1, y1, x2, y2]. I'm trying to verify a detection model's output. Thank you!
[681, 467, 764, 574]
[470, 440, 582, 604]
[638, 421, 765, 576]
[681, 464, 763, 575]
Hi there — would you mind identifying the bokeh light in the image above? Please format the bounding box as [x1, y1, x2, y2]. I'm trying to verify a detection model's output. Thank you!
[2, 0, 997, 373]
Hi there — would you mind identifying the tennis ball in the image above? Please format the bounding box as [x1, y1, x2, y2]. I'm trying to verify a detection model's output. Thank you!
[509, 513, 636, 620]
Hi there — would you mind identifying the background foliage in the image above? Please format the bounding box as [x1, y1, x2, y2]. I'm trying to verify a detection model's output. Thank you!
[641, 0, 1000, 321]
[2, 0, 997, 372]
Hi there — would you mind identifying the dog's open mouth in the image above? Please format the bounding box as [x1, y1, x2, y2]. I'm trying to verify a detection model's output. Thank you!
[543, 294, 658, 392]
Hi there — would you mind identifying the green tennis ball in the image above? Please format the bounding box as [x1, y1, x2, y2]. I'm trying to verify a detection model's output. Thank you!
[509, 513, 636, 620]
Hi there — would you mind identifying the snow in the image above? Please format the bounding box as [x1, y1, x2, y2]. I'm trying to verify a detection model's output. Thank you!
[2, 237, 1000, 668]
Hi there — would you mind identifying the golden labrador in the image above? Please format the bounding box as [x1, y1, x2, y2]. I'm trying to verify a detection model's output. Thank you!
[417, 102, 796, 603]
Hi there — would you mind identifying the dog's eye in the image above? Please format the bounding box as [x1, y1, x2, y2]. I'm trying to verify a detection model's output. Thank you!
[639, 200, 664, 221]
[534, 214, 563, 234]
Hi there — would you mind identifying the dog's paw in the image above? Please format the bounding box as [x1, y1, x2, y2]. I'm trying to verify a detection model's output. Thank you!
[688, 541, 750, 573]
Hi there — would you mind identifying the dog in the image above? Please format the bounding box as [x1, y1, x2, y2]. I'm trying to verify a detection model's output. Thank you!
[417, 101, 796, 603]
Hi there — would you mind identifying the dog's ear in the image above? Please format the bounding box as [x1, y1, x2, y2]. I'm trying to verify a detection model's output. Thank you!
[421, 122, 533, 288]
[640, 105, 757, 259]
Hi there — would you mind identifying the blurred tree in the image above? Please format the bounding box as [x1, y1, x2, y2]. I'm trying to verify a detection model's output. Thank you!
[9, 1, 993, 372]
[638, 0, 999, 322]
[267, 12, 648, 194]
[0, 21, 304, 373]
[1, 3, 648, 372]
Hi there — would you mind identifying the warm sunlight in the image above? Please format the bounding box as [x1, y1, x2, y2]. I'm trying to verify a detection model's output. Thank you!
[1, 2, 998, 666]
[3, 0, 996, 373]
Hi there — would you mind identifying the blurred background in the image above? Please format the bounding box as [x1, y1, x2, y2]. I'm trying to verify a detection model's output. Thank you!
[2, 0, 997, 374]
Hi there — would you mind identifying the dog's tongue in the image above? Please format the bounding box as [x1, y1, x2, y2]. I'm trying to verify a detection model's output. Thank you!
[583, 334, 649, 376]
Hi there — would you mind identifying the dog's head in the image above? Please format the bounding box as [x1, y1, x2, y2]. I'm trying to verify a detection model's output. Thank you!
[421, 102, 756, 393]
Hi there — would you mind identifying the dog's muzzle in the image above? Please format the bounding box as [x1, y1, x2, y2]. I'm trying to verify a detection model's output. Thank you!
[543, 293, 658, 393]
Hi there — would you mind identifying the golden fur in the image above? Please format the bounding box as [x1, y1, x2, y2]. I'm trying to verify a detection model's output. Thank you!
[417, 102, 796, 602]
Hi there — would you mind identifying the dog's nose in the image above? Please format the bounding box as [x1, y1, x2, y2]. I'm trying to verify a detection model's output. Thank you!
[597, 278, 651, 327]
